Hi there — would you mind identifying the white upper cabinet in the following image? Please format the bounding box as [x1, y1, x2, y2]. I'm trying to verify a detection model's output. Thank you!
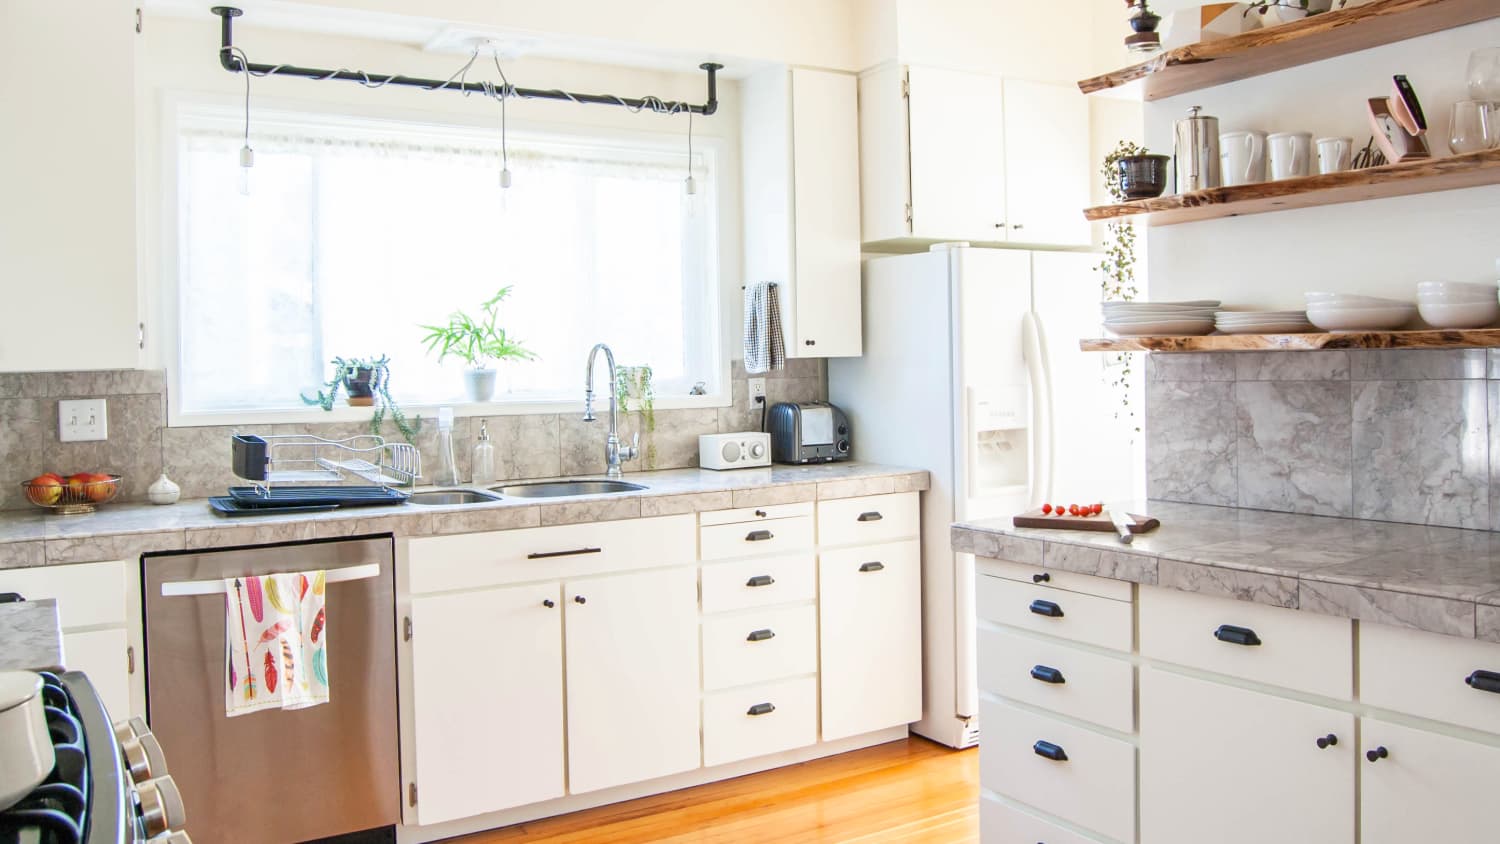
[742, 66, 863, 358]
[859, 65, 1090, 249]
[0, 3, 139, 372]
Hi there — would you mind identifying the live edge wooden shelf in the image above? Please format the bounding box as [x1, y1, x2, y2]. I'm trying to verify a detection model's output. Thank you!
[1081, 329, 1500, 353]
[1083, 148, 1500, 226]
[1078, 0, 1499, 101]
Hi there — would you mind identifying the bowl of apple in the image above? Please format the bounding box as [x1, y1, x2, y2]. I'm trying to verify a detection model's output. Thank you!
[22, 472, 120, 515]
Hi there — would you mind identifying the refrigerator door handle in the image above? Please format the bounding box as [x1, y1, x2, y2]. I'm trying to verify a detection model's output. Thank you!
[1021, 311, 1055, 509]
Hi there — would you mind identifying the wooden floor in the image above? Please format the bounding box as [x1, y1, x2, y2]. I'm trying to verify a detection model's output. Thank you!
[457, 738, 979, 843]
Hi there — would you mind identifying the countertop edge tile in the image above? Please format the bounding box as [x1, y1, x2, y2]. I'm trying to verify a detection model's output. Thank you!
[0, 599, 64, 672]
[1477, 604, 1500, 644]
[1044, 542, 1159, 586]
[1297, 579, 1476, 639]
[1157, 558, 1298, 609]
[951, 524, 1043, 566]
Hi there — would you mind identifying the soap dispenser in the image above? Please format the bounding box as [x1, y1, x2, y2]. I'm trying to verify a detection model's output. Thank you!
[471, 420, 498, 485]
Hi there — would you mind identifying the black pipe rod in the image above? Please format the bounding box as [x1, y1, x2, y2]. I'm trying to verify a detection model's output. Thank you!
[211, 6, 721, 116]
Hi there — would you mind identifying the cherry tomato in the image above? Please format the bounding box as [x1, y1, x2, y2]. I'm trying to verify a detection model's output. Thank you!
[1041, 503, 1052, 514]
[1068, 504, 1080, 516]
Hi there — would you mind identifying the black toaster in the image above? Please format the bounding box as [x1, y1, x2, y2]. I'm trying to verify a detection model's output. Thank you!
[767, 401, 851, 464]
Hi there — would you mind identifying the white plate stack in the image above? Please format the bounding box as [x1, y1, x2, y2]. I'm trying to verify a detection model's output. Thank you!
[1102, 300, 1220, 336]
[1213, 310, 1315, 334]
[1416, 281, 1500, 329]
[1304, 293, 1417, 332]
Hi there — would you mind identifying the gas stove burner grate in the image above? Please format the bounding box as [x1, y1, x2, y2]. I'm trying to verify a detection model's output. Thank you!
[0, 671, 92, 843]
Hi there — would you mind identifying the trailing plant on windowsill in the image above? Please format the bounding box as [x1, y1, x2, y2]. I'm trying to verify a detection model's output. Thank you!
[1098, 140, 1146, 434]
[615, 365, 657, 470]
[300, 355, 421, 443]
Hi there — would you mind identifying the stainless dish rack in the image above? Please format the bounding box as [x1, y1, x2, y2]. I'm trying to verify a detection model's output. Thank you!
[231, 433, 421, 494]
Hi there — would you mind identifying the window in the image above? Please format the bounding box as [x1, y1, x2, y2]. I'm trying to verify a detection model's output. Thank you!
[171, 102, 721, 418]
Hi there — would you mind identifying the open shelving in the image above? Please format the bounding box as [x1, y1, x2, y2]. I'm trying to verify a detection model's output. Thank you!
[1080, 328, 1500, 353]
[1078, 0, 1499, 101]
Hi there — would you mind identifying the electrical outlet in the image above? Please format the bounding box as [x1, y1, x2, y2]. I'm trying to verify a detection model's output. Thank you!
[748, 378, 767, 402]
[58, 399, 108, 443]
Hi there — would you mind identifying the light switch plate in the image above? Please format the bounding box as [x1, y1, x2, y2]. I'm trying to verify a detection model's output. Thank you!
[59, 399, 108, 442]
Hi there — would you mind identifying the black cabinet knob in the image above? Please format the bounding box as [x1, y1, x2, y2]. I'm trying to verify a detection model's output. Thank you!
[753, 509, 767, 517]
[1029, 599, 1064, 618]
[1032, 573, 1051, 583]
[574, 595, 587, 605]
[1030, 665, 1066, 685]
[1316, 734, 1338, 749]
[1213, 624, 1262, 647]
[542, 599, 555, 609]
[746, 575, 775, 588]
[1032, 740, 1068, 762]
[805, 339, 816, 346]
[1466, 669, 1500, 694]
[1367, 746, 1389, 763]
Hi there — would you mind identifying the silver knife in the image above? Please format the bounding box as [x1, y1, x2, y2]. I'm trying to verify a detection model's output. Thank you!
[1106, 509, 1135, 545]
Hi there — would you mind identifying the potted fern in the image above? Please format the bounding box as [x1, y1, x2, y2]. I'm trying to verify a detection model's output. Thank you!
[419, 287, 536, 402]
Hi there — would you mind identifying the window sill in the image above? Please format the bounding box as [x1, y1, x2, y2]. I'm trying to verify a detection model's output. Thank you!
[167, 392, 732, 428]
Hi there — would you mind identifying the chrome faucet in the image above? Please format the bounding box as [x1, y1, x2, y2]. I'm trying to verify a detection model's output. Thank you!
[583, 343, 639, 479]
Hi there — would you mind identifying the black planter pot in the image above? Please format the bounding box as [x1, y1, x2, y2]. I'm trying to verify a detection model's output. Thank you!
[1116, 154, 1172, 200]
[343, 366, 376, 406]
[1129, 9, 1162, 32]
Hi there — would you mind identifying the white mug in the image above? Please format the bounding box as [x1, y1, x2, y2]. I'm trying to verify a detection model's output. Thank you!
[1219, 130, 1267, 186]
[1267, 132, 1313, 180]
[1316, 136, 1354, 174]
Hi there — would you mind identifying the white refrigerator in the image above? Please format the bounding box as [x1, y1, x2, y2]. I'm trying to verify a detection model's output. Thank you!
[829, 243, 1138, 749]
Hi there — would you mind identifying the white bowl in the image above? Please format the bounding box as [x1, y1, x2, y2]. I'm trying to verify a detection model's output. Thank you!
[1105, 318, 1216, 336]
[1306, 304, 1416, 331]
[1417, 300, 1500, 329]
[1304, 293, 1411, 307]
[1417, 281, 1497, 296]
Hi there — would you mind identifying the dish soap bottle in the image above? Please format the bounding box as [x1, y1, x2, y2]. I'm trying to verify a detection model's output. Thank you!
[471, 421, 498, 485]
[435, 407, 460, 486]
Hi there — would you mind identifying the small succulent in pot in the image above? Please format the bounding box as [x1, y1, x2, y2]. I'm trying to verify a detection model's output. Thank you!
[1113, 149, 1172, 200]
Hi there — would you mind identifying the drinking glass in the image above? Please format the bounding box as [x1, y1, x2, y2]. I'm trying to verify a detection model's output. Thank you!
[1467, 47, 1500, 104]
[1449, 101, 1495, 155]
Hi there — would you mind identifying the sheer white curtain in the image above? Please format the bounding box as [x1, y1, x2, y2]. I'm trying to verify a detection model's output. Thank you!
[175, 108, 718, 414]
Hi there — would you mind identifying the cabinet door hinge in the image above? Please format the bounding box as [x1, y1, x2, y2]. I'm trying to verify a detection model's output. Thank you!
[135, 8, 143, 34]
[138, 322, 145, 350]
[408, 782, 418, 806]
[900, 75, 909, 98]
[403, 616, 413, 641]
[904, 203, 913, 226]
[127, 645, 135, 674]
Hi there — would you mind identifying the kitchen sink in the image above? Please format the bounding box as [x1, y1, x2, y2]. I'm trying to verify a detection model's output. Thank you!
[406, 489, 502, 506]
[489, 480, 647, 498]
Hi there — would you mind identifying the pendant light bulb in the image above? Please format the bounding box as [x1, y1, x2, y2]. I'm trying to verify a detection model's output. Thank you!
[684, 175, 697, 196]
[238, 144, 254, 196]
[500, 167, 512, 189]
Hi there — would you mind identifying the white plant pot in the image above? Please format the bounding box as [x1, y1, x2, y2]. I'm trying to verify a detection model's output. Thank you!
[464, 368, 497, 402]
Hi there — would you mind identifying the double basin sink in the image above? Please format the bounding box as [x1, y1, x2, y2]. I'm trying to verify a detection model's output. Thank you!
[406, 479, 646, 506]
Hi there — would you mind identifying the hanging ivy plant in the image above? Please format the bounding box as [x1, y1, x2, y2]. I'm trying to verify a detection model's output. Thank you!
[615, 365, 657, 470]
[1097, 141, 1145, 434]
[300, 355, 421, 443]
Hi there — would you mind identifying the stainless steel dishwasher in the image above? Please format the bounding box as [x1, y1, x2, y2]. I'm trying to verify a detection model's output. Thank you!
[143, 537, 399, 844]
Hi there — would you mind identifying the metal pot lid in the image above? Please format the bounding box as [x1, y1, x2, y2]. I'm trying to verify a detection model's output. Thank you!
[0, 671, 43, 713]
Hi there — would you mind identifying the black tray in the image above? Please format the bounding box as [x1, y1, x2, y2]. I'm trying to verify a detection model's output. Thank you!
[226, 485, 410, 508]
[209, 497, 340, 518]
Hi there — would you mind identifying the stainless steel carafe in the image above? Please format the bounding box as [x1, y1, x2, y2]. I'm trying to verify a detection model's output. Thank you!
[1174, 106, 1221, 193]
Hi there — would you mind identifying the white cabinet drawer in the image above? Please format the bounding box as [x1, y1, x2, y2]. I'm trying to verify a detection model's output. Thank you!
[980, 795, 1107, 844]
[702, 604, 817, 690]
[700, 502, 813, 526]
[701, 516, 814, 562]
[1, 560, 128, 628]
[980, 697, 1135, 843]
[817, 492, 919, 547]
[1139, 586, 1352, 700]
[703, 676, 818, 767]
[700, 553, 815, 614]
[976, 557, 1133, 603]
[1360, 622, 1500, 734]
[977, 574, 1133, 652]
[978, 626, 1134, 733]
[408, 516, 695, 593]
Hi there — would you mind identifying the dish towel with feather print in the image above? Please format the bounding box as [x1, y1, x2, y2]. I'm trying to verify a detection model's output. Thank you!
[224, 571, 330, 717]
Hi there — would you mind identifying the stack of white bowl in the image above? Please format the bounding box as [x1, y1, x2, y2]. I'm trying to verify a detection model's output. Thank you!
[1416, 281, 1500, 329]
[1304, 293, 1417, 331]
[1102, 300, 1220, 336]
[1214, 310, 1314, 334]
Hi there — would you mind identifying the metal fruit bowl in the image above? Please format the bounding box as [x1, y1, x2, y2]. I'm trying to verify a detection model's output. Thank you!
[21, 474, 122, 515]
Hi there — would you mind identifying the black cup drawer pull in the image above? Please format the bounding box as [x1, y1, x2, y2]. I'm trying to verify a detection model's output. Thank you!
[746, 530, 774, 542]
[746, 575, 775, 588]
[1213, 624, 1262, 646]
[1466, 670, 1500, 694]
[1030, 665, 1066, 684]
[1033, 740, 1068, 762]
[747, 702, 776, 716]
[747, 628, 776, 642]
[857, 511, 884, 522]
[528, 547, 603, 560]
[1029, 599, 1064, 618]
[859, 561, 885, 573]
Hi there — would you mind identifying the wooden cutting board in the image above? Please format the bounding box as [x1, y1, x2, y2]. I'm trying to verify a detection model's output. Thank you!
[1012, 509, 1160, 534]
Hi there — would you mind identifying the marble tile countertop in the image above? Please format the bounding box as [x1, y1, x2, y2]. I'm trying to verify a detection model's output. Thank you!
[953, 501, 1500, 644]
[0, 599, 64, 672]
[0, 463, 927, 570]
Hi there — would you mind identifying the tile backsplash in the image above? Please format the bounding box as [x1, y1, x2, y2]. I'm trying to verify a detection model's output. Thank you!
[0, 361, 825, 509]
[1146, 349, 1499, 530]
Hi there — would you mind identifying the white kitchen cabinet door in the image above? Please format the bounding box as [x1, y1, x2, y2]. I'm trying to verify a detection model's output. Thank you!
[0, 3, 138, 371]
[857, 64, 912, 243]
[63, 629, 130, 721]
[819, 540, 922, 741]
[1140, 667, 1354, 844]
[564, 567, 700, 793]
[409, 582, 564, 825]
[906, 66, 1007, 244]
[1361, 718, 1500, 844]
[790, 67, 862, 358]
[1000, 79, 1090, 247]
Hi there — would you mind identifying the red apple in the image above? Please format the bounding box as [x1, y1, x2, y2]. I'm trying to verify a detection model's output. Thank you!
[84, 473, 115, 503]
[26, 476, 62, 506]
[65, 473, 91, 501]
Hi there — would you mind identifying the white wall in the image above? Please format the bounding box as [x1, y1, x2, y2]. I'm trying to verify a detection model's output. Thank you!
[1146, 19, 1500, 309]
[886, 0, 1135, 82]
[136, 14, 744, 372]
